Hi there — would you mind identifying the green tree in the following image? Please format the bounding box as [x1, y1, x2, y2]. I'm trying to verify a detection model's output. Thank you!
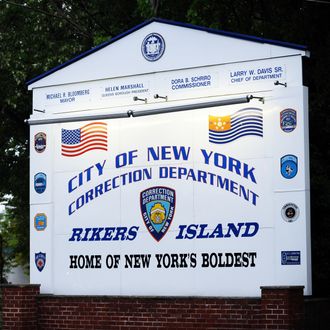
[0, 0, 144, 273]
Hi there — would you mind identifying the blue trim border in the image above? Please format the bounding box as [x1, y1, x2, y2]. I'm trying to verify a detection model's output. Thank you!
[27, 18, 307, 86]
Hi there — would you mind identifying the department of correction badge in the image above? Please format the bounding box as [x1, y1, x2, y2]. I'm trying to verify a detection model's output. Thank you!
[35, 252, 46, 272]
[140, 186, 175, 241]
[280, 108, 297, 133]
[34, 132, 46, 153]
[141, 33, 165, 61]
[280, 155, 298, 179]
[34, 172, 47, 194]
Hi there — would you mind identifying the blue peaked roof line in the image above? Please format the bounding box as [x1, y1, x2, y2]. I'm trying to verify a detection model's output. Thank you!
[26, 17, 308, 86]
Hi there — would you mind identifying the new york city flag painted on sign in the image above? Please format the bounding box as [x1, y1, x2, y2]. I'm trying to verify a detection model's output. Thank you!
[61, 122, 107, 157]
[209, 108, 263, 144]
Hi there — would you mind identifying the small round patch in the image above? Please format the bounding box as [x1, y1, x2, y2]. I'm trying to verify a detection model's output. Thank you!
[141, 33, 165, 62]
[280, 155, 298, 179]
[281, 203, 300, 222]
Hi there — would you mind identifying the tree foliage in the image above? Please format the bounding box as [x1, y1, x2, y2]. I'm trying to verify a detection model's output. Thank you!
[0, 0, 329, 296]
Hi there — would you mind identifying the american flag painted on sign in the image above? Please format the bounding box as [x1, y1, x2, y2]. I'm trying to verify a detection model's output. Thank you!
[61, 122, 107, 157]
[209, 108, 263, 144]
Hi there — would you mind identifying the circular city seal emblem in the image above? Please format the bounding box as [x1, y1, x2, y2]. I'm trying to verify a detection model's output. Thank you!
[34, 132, 46, 153]
[281, 203, 300, 222]
[141, 33, 165, 62]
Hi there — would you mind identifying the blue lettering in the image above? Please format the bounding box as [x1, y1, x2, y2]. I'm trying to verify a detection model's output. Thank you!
[159, 166, 168, 178]
[76, 195, 84, 210]
[127, 226, 139, 240]
[148, 146, 190, 161]
[241, 222, 259, 237]
[200, 149, 257, 184]
[68, 201, 75, 215]
[228, 158, 241, 176]
[185, 224, 198, 239]
[68, 161, 107, 193]
[243, 163, 256, 184]
[201, 149, 212, 164]
[85, 189, 94, 204]
[251, 191, 258, 206]
[161, 146, 171, 160]
[209, 224, 224, 238]
[89, 228, 104, 241]
[169, 166, 177, 178]
[175, 222, 258, 240]
[196, 224, 209, 238]
[175, 225, 186, 239]
[230, 180, 238, 195]
[173, 146, 190, 160]
[224, 223, 245, 238]
[81, 228, 92, 241]
[69, 228, 82, 241]
[101, 227, 115, 240]
[68, 176, 77, 193]
[95, 183, 103, 198]
[113, 227, 128, 241]
[115, 150, 137, 168]
[95, 160, 106, 176]
[112, 176, 119, 188]
[178, 167, 187, 178]
[68, 226, 139, 241]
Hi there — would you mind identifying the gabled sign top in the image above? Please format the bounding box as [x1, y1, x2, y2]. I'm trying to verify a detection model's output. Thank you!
[27, 18, 308, 89]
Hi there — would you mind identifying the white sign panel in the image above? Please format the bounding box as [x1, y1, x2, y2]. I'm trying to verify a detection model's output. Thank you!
[30, 87, 310, 297]
[29, 21, 310, 297]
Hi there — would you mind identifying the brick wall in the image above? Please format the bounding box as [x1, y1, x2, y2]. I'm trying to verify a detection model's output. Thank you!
[37, 296, 261, 329]
[261, 286, 304, 329]
[0, 285, 304, 330]
[0, 284, 40, 330]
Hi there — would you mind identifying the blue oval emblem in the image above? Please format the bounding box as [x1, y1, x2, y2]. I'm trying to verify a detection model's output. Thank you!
[280, 155, 298, 179]
[140, 186, 175, 241]
[34, 172, 47, 194]
[141, 33, 165, 62]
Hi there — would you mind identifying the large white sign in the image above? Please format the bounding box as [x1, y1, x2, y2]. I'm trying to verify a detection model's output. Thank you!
[30, 88, 310, 296]
[29, 20, 311, 297]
